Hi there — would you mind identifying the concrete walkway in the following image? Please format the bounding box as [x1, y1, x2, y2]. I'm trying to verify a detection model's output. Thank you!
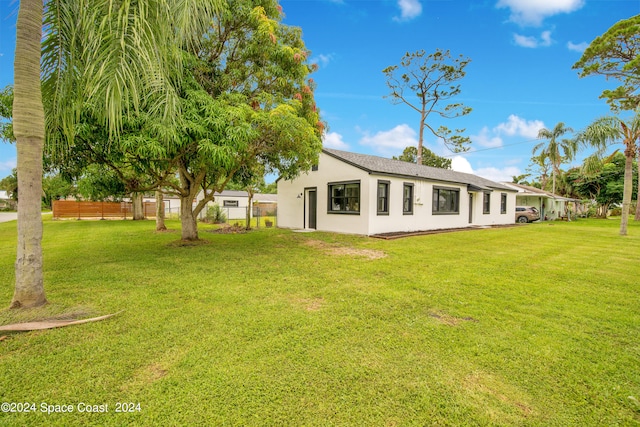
[0, 212, 18, 223]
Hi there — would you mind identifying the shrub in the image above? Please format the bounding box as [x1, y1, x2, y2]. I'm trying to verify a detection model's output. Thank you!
[203, 204, 227, 224]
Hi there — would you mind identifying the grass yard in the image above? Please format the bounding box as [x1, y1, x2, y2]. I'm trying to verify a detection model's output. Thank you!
[0, 218, 639, 426]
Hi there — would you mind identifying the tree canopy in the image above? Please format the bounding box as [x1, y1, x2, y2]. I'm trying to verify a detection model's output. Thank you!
[392, 146, 452, 169]
[48, 0, 322, 240]
[573, 15, 640, 111]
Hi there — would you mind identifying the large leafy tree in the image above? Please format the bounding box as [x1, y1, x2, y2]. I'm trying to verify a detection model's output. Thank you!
[9, 0, 225, 309]
[534, 122, 577, 195]
[392, 146, 452, 169]
[573, 15, 640, 111]
[50, 0, 322, 241]
[574, 14, 640, 219]
[577, 115, 640, 235]
[383, 49, 472, 164]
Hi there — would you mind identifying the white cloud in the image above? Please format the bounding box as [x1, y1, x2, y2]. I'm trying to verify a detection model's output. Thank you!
[359, 124, 418, 154]
[470, 115, 543, 151]
[472, 126, 504, 148]
[452, 156, 521, 182]
[496, 0, 585, 26]
[494, 114, 544, 139]
[0, 158, 16, 173]
[311, 53, 334, 69]
[475, 166, 521, 182]
[394, 0, 422, 22]
[323, 132, 350, 150]
[567, 41, 588, 52]
[513, 30, 553, 48]
[451, 156, 474, 174]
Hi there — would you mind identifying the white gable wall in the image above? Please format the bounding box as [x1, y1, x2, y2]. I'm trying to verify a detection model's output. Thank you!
[278, 152, 371, 235]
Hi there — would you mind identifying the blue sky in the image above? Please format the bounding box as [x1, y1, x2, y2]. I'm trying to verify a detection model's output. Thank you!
[0, 0, 638, 182]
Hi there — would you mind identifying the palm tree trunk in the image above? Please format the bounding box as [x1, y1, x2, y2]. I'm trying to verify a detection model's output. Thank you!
[11, 0, 47, 308]
[620, 153, 633, 236]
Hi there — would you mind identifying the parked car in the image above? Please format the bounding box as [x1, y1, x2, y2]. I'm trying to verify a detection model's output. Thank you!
[515, 206, 540, 223]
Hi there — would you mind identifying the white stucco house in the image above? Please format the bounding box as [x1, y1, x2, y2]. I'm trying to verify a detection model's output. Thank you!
[197, 190, 278, 220]
[501, 182, 581, 221]
[277, 148, 518, 236]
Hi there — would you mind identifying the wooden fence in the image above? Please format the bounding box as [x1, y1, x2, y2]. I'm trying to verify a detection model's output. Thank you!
[52, 201, 156, 219]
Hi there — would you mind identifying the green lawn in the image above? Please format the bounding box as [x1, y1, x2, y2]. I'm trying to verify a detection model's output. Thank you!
[0, 218, 639, 426]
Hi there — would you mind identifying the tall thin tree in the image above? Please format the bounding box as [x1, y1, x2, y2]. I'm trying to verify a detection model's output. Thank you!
[534, 122, 576, 195]
[383, 49, 472, 165]
[577, 115, 640, 236]
[11, 0, 47, 308]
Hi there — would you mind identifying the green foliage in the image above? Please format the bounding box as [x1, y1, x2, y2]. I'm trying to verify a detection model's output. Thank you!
[392, 146, 452, 169]
[42, 0, 226, 147]
[0, 169, 17, 200]
[573, 15, 640, 111]
[204, 203, 227, 223]
[0, 86, 13, 142]
[0, 219, 639, 425]
[47, 0, 321, 240]
[533, 122, 576, 194]
[75, 165, 127, 201]
[42, 174, 75, 209]
[383, 49, 472, 154]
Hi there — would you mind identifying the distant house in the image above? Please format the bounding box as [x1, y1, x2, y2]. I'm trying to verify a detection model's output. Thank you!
[197, 190, 277, 220]
[501, 182, 580, 220]
[0, 190, 16, 210]
[277, 148, 518, 236]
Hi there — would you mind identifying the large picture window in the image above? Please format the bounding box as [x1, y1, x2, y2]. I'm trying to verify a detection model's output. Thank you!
[403, 183, 413, 215]
[483, 192, 491, 214]
[377, 181, 389, 215]
[328, 181, 360, 214]
[432, 187, 459, 214]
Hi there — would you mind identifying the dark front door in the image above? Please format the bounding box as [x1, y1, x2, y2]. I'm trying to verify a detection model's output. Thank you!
[468, 194, 473, 223]
[307, 189, 317, 229]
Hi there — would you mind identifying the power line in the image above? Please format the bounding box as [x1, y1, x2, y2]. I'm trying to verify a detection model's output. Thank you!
[443, 137, 540, 158]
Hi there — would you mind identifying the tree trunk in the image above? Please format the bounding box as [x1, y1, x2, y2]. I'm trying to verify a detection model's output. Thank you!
[245, 189, 253, 230]
[417, 111, 426, 165]
[180, 194, 198, 240]
[11, 0, 47, 308]
[155, 190, 166, 231]
[620, 154, 634, 236]
[131, 192, 144, 220]
[635, 155, 640, 221]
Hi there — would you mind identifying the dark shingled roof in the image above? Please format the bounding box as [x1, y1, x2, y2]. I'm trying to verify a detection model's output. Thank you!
[323, 148, 514, 192]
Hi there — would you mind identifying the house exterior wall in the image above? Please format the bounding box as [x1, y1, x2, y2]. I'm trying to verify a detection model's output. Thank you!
[515, 195, 565, 220]
[278, 153, 371, 235]
[365, 178, 516, 235]
[278, 152, 517, 236]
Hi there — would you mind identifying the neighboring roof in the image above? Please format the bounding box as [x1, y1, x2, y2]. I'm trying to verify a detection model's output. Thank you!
[214, 190, 249, 198]
[501, 183, 579, 201]
[323, 148, 515, 192]
[213, 190, 277, 202]
[254, 193, 277, 203]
